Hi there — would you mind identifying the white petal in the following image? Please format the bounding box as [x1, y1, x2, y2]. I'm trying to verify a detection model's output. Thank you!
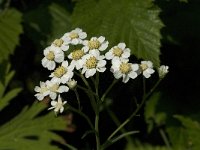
[97, 67, 106, 72]
[50, 92, 57, 100]
[98, 36, 105, 43]
[105, 51, 113, 60]
[97, 60, 106, 68]
[47, 61, 56, 70]
[143, 71, 151, 78]
[114, 71, 122, 79]
[79, 32, 87, 39]
[51, 100, 57, 106]
[99, 42, 108, 51]
[122, 75, 129, 83]
[122, 49, 130, 58]
[128, 71, 138, 79]
[118, 43, 126, 49]
[58, 86, 69, 93]
[71, 39, 79, 45]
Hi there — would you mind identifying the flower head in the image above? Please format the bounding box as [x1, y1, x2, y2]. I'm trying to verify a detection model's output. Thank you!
[105, 43, 130, 60]
[158, 65, 169, 78]
[62, 28, 87, 45]
[42, 46, 64, 70]
[51, 38, 69, 51]
[48, 95, 67, 114]
[34, 81, 49, 101]
[81, 50, 106, 78]
[111, 58, 139, 83]
[83, 36, 109, 51]
[50, 61, 74, 84]
[140, 61, 155, 78]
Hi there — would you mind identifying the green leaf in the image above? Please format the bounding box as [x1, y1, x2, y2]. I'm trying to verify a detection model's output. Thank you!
[0, 9, 23, 62]
[0, 102, 67, 150]
[72, 0, 163, 67]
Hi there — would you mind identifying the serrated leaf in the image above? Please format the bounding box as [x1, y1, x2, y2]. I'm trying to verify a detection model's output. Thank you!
[0, 87, 22, 110]
[72, 0, 163, 67]
[0, 9, 23, 62]
[0, 102, 66, 150]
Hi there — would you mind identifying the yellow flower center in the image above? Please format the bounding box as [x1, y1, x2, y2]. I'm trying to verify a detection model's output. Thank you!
[54, 66, 67, 78]
[53, 39, 64, 47]
[69, 32, 79, 39]
[49, 84, 59, 92]
[140, 64, 148, 71]
[72, 50, 84, 60]
[41, 87, 48, 93]
[113, 47, 123, 57]
[46, 51, 55, 60]
[88, 40, 101, 49]
[85, 56, 97, 69]
[120, 63, 131, 74]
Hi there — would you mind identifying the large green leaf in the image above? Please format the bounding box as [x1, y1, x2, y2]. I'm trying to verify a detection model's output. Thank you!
[72, 0, 163, 67]
[0, 9, 23, 62]
[0, 102, 67, 150]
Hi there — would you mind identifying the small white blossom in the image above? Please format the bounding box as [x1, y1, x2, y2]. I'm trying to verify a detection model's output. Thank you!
[46, 80, 69, 100]
[158, 65, 169, 78]
[42, 46, 64, 70]
[140, 61, 155, 78]
[34, 81, 49, 101]
[83, 36, 109, 51]
[111, 58, 139, 83]
[50, 61, 74, 84]
[105, 43, 130, 60]
[81, 50, 106, 78]
[68, 47, 88, 70]
[51, 38, 69, 51]
[48, 95, 67, 114]
[62, 28, 87, 45]
[67, 79, 77, 89]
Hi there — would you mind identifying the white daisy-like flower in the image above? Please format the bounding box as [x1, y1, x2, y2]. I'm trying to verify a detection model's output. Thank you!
[158, 65, 169, 79]
[68, 47, 88, 70]
[62, 28, 87, 45]
[140, 61, 155, 78]
[51, 38, 69, 51]
[105, 43, 130, 60]
[42, 46, 64, 70]
[34, 81, 49, 101]
[46, 80, 69, 100]
[81, 50, 107, 78]
[48, 95, 67, 114]
[83, 36, 109, 51]
[111, 58, 139, 83]
[50, 61, 74, 84]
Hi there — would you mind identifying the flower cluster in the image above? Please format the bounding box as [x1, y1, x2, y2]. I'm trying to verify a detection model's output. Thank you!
[34, 28, 168, 114]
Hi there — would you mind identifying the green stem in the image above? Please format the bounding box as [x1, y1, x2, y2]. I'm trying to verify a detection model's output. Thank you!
[107, 79, 162, 141]
[74, 89, 81, 111]
[159, 128, 171, 149]
[101, 79, 118, 102]
[95, 114, 100, 150]
[68, 106, 94, 130]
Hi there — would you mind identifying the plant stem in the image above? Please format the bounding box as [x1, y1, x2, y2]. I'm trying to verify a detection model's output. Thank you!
[74, 89, 81, 111]
[159, 128, 171, 149]
[95, 113, 100, 150]
[101, 79, 118, 102]
[107, 79, 162, 141]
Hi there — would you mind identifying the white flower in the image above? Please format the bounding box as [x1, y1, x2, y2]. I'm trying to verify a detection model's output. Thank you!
[105, 43, 130, 60]
[50, 61, 74, 84]
[140, 61, 155, 78]
[51, 38, 69, 51]
[68, 47, 88, 70]
[111, 58, 139, 83]
[34, 81, 49, 101]
[46, 80, 69, 100]
[62, 28, 87, 45]
[158, 65, 169, 78]
[48, 95, 67, 114]
[42, 46, 64, 70]
[81, 50, 106, 78]
[67, 79, 77, 89]
[83, 36, 109, 51]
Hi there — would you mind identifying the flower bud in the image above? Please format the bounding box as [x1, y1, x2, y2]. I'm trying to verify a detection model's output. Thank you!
[67, 79, 77, 89]
[158, 65, 169, 78]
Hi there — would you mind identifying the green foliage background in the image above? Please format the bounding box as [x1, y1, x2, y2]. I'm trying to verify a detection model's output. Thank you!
[0, 0, 200, 149]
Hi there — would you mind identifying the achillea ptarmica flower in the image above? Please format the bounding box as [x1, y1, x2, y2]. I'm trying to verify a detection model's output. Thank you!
[158, 65, 169, 78]
[111, 58, 139, 83]
[46, 80, 69, 100]
[62, 28, 87, 45]
[42, 46, 64, 70]
[48, 95, 67, 114]
[51, 38, 69, 51]
[81, 50, 106, 78]
[67, 79, 77, 89]
[105, 43, 130, 60]
[83, 36, 109, 51]
[50, 61, 74, 84]
[140, 61, 155, 78]
[34, 81, 50, 101]
[68, 47, 88, 70]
